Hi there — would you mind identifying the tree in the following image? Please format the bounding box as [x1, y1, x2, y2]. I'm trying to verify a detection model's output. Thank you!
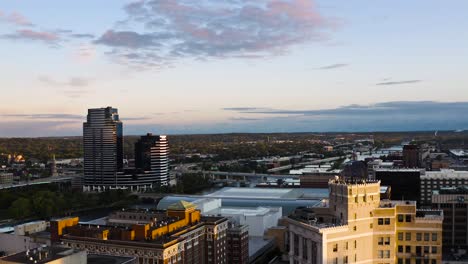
[8, 198, 31, 219]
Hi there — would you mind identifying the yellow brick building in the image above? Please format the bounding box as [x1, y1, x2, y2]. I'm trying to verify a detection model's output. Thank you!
[285, 177, 443, 264]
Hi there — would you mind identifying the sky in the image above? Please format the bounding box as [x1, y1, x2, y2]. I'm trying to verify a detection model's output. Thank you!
[0, 0, 468, 137]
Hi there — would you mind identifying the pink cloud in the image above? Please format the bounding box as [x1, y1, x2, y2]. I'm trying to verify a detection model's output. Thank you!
[0, 10, 34, 26]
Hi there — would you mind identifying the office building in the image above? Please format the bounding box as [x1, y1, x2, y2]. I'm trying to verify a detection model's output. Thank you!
[285, 177, 443, 264]
[83, 107, 123, 191]
[432, 186, 468, 251]
[421, 170, 468, 205]
[226, 223, 249, 264]
[134, 133, 169, 185]
[375, 168, 422, 202]
[51, 201, 229, 264]
[403, 144, 421, 168]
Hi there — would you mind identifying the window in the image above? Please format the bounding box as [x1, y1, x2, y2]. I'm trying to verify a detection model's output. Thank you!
[431, 260, 436, 264]
[398, 246, 403, 253]
[333, 244, 338, 252]
[405, 232, 411, 241]
[384, 237, 390, 245]
[384, 250, 390, 258]
[398, 232, 404, 241]
[424, 246, 430, 254]
[398, 214, 404, 222]
[405, 246, 411, 253]
[345, 242, 348, 250]
[432, 233, 437, 241]
[370, 223, 373, 229]
[398, 259, 404, 264]
[354, 240, 357, 249]
[343, 256, 348, 264]
[378, 218, 384, 225]
[378, 250, 383, 259]
[405, 259, 411, 264]
[431, 247, 437, 254]
[384, 218, 390, 225]
[424, 233, 430, 241]
[353, 226, 357, 231]
[378, 237, 384, 245]
[355, 196, 358, 203]
[416, 233, 422, 241]
[405, 215, 412, 222]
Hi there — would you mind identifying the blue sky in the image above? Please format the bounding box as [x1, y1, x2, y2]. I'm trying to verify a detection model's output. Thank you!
[0, 0, 467, 136]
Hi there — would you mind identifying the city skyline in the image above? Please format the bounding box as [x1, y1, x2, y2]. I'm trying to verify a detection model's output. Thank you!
[1, 0, 468, 136]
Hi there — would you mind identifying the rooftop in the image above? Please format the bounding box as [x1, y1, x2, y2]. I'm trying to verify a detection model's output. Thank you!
[379, 200, 416, 208]
[1, 246, 84, 264]
[422, 169, 468, 179]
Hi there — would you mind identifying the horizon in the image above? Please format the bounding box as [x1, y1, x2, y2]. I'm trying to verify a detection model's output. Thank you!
[1, 0, 468, 136]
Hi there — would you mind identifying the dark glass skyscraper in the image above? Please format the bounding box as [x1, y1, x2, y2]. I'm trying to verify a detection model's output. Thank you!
[83, 107, 123, 191]
[134, 133, 169, 185]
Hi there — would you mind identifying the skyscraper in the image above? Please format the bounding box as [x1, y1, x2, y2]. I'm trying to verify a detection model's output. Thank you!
[134, 133, 169, 185]
[83, 107, 123, 191]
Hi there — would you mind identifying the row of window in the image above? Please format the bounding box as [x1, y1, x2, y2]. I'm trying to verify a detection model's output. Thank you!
[333, 241, 357, 252]
[397, 258, 437, 264]
[378, 218, 391, 225]
[378, 250, 391, 259]
[397, 245, 438, 254]
[398, 232, 437, 242]
[397, 214, 412, 223]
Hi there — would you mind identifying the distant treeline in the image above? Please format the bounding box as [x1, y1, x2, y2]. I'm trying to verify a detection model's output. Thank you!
[1, 131, 467, 162]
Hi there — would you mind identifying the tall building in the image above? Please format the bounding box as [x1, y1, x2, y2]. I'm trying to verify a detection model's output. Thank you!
[421, 170, 468, 205]
[83, 107, 123, 191]
[285, 177, 443, 264]
[51, 201, 229, 264]
[134, 133, 169, 185]
[375, 168, 422, 202]
[403, 144, 421, 168]
[50, 154, 58, 177]
[431, 186, 468, 251]
[226, 223, 249, 264]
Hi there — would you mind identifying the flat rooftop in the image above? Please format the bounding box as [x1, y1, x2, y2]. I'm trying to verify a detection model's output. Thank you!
[1, 246, 83, 263]
[205, 187, 304, 199]
[87, 254, 136, 264]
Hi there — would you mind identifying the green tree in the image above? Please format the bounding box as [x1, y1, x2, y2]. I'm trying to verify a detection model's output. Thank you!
[8, 198, 31, 219]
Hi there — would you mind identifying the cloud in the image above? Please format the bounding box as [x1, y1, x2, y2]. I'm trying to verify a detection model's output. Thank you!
[223, 107, 266, 111]
[316, 63, 348, 70]
[0, 11, 34, 26]
[223, 101, 468, 117]
[376, 80, 422, 86]
[0, 114, 84, 120]
[2, 29, 59, 43]
[38, 76, 91, 87]
[230, 117, 262, 121]
[94, 0, 335, 68]
[70, 33, 95, 39]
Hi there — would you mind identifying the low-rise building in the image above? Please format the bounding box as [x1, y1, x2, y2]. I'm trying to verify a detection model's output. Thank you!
[284, 177, 443, 264]
[0, 246, 86, 264]
[14, 221, 47, 236]
[51, 201, 229, 264]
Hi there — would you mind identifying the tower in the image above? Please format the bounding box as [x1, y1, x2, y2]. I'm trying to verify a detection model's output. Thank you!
[83, 107, 123, 191]
[134, 133, 169, 185]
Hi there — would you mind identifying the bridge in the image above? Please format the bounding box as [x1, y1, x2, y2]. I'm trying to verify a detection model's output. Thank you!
[0, 176, 74, 190]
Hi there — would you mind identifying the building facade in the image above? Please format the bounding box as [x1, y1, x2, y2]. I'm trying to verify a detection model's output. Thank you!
[403, 145, 421, 168]
[51, 201, 229, 264]
[134, 133, 169, 186]
[83, 107, 123, 191]
[285, 177, 443, 264]
[420, 170, 468, 205]
[375, 169, 422, 202]
[226, 223, 249, 264]
[431, 186, 468, 251]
